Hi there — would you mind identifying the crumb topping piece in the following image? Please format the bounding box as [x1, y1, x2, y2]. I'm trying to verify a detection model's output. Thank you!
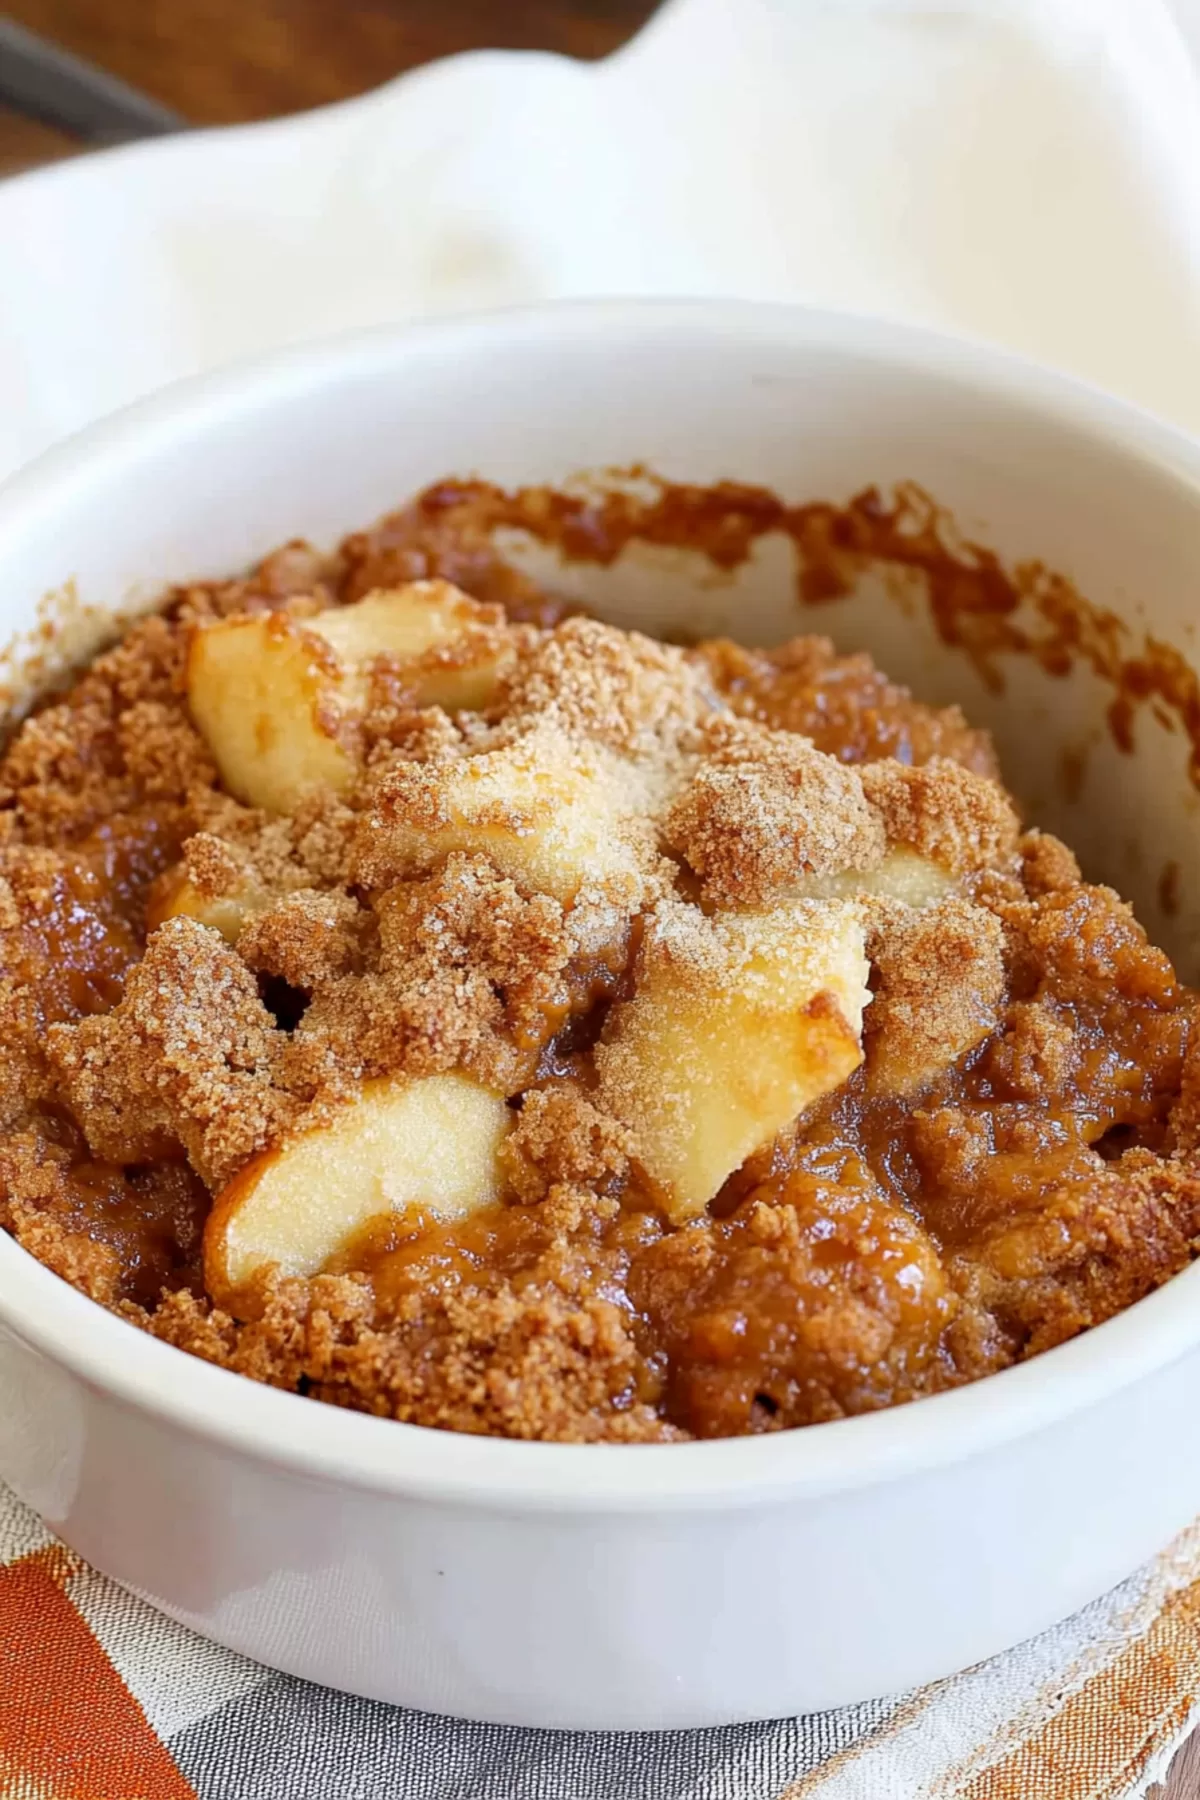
[865, 897, 1006, 1096]
[238, 888, 365, 989]
[663, 717, 886, 906]
[859, 757, 1020, 874]
[280, 854, 575, 1100]
[497, 615, 713, 761]
[501, 1088, 634, 1205]
[48, 917, 295, 1189]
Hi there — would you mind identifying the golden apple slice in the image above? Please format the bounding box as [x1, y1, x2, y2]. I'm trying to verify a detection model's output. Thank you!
[853, 847, 955, 907]
[205, 1072, 511, 1305]
[357, 724, 648, 905]
[187, 611, 350, 813]
[187, 582, 508, 813]
[799, 847, 955, 909]
[310, 582, 508, 714]
[146, 866, 272, 945]
[595, 898, 870, 1223]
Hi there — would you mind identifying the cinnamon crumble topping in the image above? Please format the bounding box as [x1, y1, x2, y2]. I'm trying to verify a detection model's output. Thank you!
[1, 479, 1196, 1444]
[663, 717, 886, 906]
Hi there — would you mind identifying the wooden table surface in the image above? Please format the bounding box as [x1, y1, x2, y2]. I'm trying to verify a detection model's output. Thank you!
[0, 0, 654, 171]
[0, 4, 1196, 1794]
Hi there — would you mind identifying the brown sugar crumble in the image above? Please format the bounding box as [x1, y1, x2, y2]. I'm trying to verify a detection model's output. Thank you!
[1, 479, 1198, 1445]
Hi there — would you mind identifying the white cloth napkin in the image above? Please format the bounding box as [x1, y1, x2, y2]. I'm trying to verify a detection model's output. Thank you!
[1, 0, 1199, 486]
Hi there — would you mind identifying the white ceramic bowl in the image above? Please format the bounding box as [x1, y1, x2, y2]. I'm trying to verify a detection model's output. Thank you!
[2, 302, 1200, 1731]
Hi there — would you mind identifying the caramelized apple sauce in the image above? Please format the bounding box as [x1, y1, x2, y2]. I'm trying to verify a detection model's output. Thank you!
[2, 477, 1199, 1443]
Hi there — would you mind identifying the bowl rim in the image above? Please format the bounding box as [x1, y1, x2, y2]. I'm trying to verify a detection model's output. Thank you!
[3, 295, 1200, 1514]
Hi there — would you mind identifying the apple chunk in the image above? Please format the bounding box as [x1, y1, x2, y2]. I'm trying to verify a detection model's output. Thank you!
[310, 582, 508, 715]
[799, 847, 955, 909]
[187, 582, 509, 813]
[204, 1072, 511, 1305]
[145, 866, 272, 945]
[187, 612, 351, 814]
[595, 898, 869, 1223]
[357, 724, 648, 905]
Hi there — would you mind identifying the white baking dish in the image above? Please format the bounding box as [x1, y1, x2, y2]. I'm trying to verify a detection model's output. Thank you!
[1, 302, 1199, 1730]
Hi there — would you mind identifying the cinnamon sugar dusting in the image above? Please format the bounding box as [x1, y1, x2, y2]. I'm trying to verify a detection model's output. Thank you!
[0, 474, 1197, 1443]
[859, 757, 1021, 874]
